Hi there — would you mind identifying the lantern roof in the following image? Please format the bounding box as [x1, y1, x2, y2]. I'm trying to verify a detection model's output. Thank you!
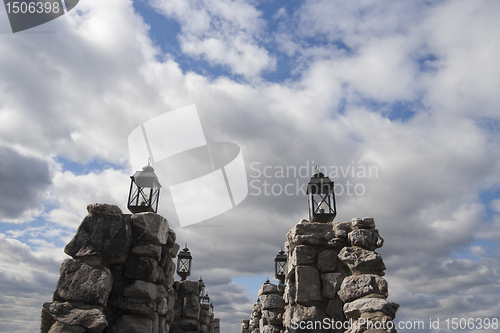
[132, 164, 162, 188]
[274, 248, 287, 262]
[307, 171, 334, 195]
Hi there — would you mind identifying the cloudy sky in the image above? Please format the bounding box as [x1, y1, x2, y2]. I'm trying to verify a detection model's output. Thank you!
[1, 0, 499, 332]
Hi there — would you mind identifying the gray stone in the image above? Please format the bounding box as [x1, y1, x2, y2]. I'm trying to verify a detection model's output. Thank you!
[151, 313, 159, 333]
[283, 282, 296, 305]
[258, 283, 278, 296]
[130, 212, 169, 245]
[287, 222, 335, 247]
[109, 315, 153, 333]
[161, 257, 176, 290]
[41, 303, 56, 333]
[178, 280, 200, 295]
[334, 222, 351, 238]
[286, 256, 295, 282]
[261, 325, 282, 333]
[325, 298, 344, 318]
[109, 297, 156, 315]
[176, 318, 198, 331]
[64, 214, 132, 265]
[351, 217, 375, 230]
[123, 280, 158, 301]
[324, 237, 348, 250]
[338, 247, 386, 276]
[156, 285, 167, 299]
[53, 259, 112, 306]
[48, 322, 86, 333]
[131, 244, 161, 261]
[261, 310, 283, 325]
[295, 266, 322, 305]
[292, 245, 316, 266]
[87, 203, 122, 217]
[170, 242, 180, 258]
[156, 297, 168, 315]
[124, 257, 165, 283]
[348, 229, 384, 251]
[317, 249, 338, 272]
[46, 302, 107, 333]
[260, 294, 285, 310]
[343, 298, 399, 320]
[182, 294, 200, 319]
[284, 305, 325, 329]
[338, 275, 388, 303]
[321, 272, 343, 299]
[277, 281, 285, 294]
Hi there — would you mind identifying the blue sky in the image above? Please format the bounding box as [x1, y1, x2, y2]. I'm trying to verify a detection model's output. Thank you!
[1, 0, 500, 332]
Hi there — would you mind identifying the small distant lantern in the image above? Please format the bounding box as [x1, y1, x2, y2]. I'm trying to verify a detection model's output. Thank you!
[201, 294, 211, 304]
[209, 303, 214, 314]
[176, 244, 192, 281]
[199, 276, 206, 298]
[127, 160, 161, 214]
[274, 248, 287, 283]
[307, 166, 337, 223]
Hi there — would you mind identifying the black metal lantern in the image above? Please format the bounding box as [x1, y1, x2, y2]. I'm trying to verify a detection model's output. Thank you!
[176, 244, 192, 281]
[127, 160, 161, 214]
[307, 167, 336, 222]
[274, 248, 287, 283]
[209, 303, 214, 314]
[199, 276, 206, 298]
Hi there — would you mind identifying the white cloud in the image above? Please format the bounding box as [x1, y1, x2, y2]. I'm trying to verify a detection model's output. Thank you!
[150, 0, 276, 77]
[46, 168, 131, 228]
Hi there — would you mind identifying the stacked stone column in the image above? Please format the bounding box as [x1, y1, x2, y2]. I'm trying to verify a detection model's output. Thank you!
[213, 318, 220, 333]
[242, 319, 251, 333]
[258, 281, 285, 333]
[282, 217, 399, 333]
[199, 302, 214, 333]
[283, 219, 346, 333]
[41, 204, 180, 333]
[337, 218, 399, 333]
[248, 299, 262, 333]
[171, 280, 202, 333]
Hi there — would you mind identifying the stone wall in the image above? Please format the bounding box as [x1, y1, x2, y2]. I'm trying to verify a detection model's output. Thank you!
[241, 319, 250, 333]
[41, 203, 221, 333]
[337, 218, 399, 333]
[212, 318, 220, 333]
[171, 280, 201, 333]
[258, 281, 285, 333]
[248, 300, 261, 333]
[280, 217, 398, 333]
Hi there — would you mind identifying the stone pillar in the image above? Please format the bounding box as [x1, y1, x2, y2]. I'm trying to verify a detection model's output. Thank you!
[249, 299, 262, 333]
[213, 318, 221, 333]
[337, 218, 399, 333]
[198, 303, 211, 333]
[283, 217, 398, 333]
[241, 319, 250, 333]
[259, 281, 285, 333]
[41, 204, 180, 333]
[170, 280, 201, 333]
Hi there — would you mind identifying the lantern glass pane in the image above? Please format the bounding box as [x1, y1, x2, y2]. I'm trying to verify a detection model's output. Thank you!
[178, 258, 191, 273]
[276, 262, 286, 276]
